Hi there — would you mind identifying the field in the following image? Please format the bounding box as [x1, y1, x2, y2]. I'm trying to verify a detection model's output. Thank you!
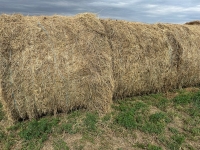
[0, 87, 199, 150]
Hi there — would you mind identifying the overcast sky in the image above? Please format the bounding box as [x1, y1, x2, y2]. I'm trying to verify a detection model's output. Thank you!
[0, 0, 199, 24]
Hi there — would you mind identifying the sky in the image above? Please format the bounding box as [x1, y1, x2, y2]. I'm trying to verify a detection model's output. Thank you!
[0, 0, 200, 24]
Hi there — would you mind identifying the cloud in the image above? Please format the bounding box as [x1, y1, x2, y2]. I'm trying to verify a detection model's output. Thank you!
[145, 4, 200, 15]
[89, 0, 141, 8]
[0, 0, 199, 23]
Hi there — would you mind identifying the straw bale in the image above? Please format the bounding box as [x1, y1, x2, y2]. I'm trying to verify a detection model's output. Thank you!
[0, 13, 114, 121]
[100, 19, 200, 99]
[1, 13, 200, 122]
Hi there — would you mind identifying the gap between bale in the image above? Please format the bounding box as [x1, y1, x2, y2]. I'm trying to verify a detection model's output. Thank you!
[0, 13, 200, 122]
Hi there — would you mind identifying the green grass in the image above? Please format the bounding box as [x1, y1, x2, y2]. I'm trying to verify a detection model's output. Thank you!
[149, 112, 171, 123]
[147, 144, 162, 150]
[141, 122, 165, 134]
[114, 101, 148, 130]
[0, 103, 4, 121]
[0, 87, 200, 149]
[173, 93, 192, 105]
[19, 118, 59, 142]
[84, 112, 98, 132]
[53, 139, 69, 150]
[115, 109, 137, 129]
[167, 134, 185, 150]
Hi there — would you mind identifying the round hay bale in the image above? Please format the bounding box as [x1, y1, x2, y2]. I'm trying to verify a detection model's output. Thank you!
[100, 19, 200, 99]
[0, 13, 114, 121]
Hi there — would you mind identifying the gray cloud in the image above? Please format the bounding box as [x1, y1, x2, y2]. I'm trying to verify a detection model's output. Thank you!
[0, 0, 199, 23]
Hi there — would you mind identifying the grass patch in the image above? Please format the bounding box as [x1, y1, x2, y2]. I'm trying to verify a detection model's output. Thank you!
[171, 134, 185, 145]
[102, 113, 111, 122]
[190, 127, 200, 136]
[115, 101, 148, 129]
[115, 110, 137, 129]
[0, 129, 5, 140]
[169, 127, 179, 134]
[141, 122, 165, 134]
[0, 87, 200, 149]
[140, 112, 171, 134]
[59, 122, 74, 134]
[156, 97, 169, 110]
[0, 103, 4, 121]
[167, 134, 185, 150]
[147, 144, 162, 150]
[173, 93, 192, 105]
[84, 112, 98, 132]
[53, 139, 69, 150]
[191, 91, 200, 109]
[149, 112, 171, 123]
[19, 118, 59, 142]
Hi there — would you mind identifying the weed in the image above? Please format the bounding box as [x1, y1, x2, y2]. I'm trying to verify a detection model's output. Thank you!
[133, 142, 146, 149]
[134, 101, 148, 111]
[140, 112, 170, 134]
[173, 93, 192, 105]
[82, 132, 95, 143]
[67, 110, 81, 119]
[115, 110, 137, 129]
[21, 140, 43, 150]
[187, 107, 200, 117]
[74, 144, 84, 150]
[191, 91, 200, 109]
[84, 113, 98, 132]
[59, 123, 74, 134]
[3, 133, 16, 150]
[19, 118, 59, 142]
[168, 127, 179, 134]
[7, 122, 21, 131]
[156, 98, 169, 110]
[167, 134, 185, 150]
[141, 122, 164, 134]
[0, 103, 4, 121]
[135, 114, 144, 124]
[53, 139, 69, 150]
[149, 112, 171, 123]
[102, 113, 111, 122]
[186, 144, 195, 150]
[147, 144, 162, 150]
[0, 129, 5, 140]
[115, 101, 148, 112]
[150, 93, 164, 99]
[190, 127, 200, 136]
[115, 101, 148, 129]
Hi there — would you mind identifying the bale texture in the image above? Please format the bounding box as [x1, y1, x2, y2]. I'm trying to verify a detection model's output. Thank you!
[100, 19, 200, 99]
[0, 13, 114, 121]
[1, 13, 200, 122]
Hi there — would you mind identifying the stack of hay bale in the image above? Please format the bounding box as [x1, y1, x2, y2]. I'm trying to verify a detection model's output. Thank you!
[0, 13, 199, 122]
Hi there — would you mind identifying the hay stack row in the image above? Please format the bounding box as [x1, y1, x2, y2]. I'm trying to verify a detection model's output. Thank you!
[0, 13, 200, 121]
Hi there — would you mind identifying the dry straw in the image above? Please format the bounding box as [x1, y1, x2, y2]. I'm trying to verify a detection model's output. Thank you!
[100, 19, 200, 99]
[0, 13, 114, 122]
[0, 13, 200, 122]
